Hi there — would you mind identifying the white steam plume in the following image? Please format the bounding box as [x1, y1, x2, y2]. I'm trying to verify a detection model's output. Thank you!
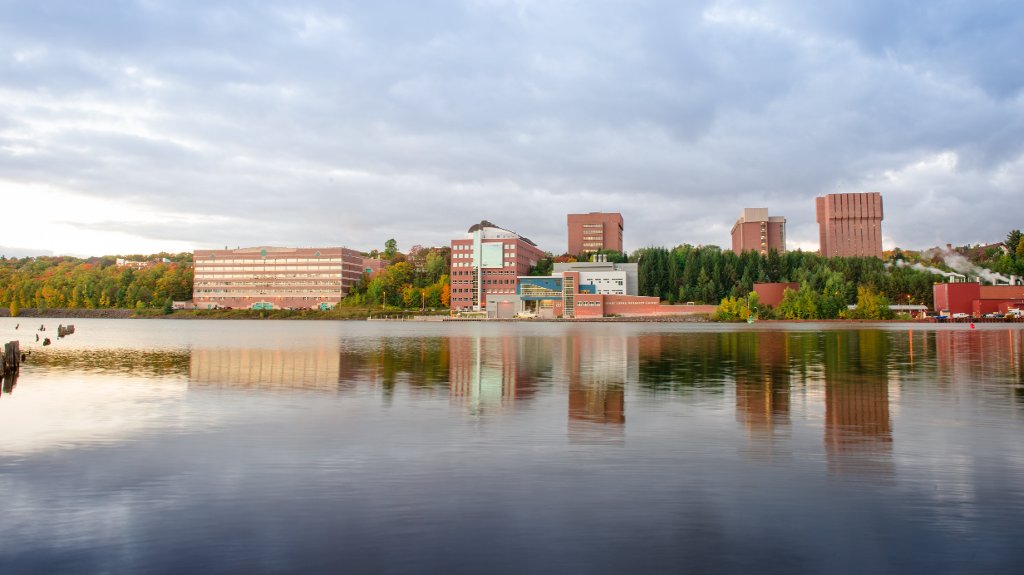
[890, 259, 965, 279]
[931, 248, 1012, 284]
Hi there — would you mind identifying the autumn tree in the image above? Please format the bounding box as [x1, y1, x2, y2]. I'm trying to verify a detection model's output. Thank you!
[384, 239, 398, 260]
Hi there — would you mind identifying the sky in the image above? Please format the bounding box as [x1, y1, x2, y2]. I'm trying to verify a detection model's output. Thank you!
[1, 0, 1022, 258]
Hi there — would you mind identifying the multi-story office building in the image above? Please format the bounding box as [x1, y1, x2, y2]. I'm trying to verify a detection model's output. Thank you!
[731, 208, 786, 254]
[567, 212, 624, 255]
[192, 246, 363, 310]
[816, 192, 884, 258]
[450, 221, 546, 312]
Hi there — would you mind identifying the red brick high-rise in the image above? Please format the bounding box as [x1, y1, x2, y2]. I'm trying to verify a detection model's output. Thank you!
[567, 212, 623, 256]
[730, 208, 786, 254]
[816, 192, 884, 258]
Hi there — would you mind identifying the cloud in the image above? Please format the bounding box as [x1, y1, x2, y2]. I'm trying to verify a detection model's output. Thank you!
[0, 0, 1022, 256]
[0, 245, 54, 258]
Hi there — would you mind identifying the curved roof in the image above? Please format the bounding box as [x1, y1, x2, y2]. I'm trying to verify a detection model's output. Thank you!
[466, 220, 537, 246]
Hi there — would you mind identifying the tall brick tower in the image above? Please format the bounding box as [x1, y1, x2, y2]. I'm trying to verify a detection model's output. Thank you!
[816, 192, 884, 258]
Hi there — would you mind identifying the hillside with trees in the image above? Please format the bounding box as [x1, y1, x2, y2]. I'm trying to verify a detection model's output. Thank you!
[633, 245, 936, 309]
[342, 243, 451, 309]
[0, 253, 193, 312]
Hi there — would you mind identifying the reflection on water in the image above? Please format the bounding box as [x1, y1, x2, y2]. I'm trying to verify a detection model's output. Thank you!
[565, 335, 630, 444]
[2, 319, 1024, 573]
[449, 335, 544, 414]
[1, 369, 17, 394]
[822, 331, 893, 477]
[734, 332, 792, 459]
[191, 347, 343, 391]
[30, 348, 191, 377]
[6, 325, 1022, 446]
[339, 338, 451, 392]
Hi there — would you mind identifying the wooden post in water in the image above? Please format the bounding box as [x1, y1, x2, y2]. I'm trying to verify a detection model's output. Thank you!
[1, 341, 18, 394]
[3, 340, 20, 375]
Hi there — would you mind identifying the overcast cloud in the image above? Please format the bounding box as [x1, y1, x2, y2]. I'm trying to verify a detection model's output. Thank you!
[1, 0, 1022, 257]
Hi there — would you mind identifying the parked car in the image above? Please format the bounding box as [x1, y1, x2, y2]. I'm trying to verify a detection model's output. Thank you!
[952, 312, 970, 319]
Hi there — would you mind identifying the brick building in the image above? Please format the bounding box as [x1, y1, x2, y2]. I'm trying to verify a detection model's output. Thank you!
[192, 246, 363, 310]
[753, 282, 800, 308]
[501, 273, 716, 319]
[933, 282, 1024, 316]
[731, 208, 786, 254]
[567, 212, 624, 256]
[450, 221, 546, 312]
[816, 192, 884, 258]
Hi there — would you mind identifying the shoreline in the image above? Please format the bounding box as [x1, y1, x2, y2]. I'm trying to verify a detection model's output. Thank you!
[2, 308, 1020, 324]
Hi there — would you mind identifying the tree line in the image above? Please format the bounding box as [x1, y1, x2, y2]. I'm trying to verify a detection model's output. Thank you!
[0, 253, 193, 312]
[633, 245, 938, 310]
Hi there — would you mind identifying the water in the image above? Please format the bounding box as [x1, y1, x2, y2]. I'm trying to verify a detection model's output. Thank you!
[1, 318, 1023, 574]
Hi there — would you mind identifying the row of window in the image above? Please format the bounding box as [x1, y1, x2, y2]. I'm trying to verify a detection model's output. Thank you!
[195, 288, 344, 292]
[196, 274, 348, 281]
[198, 258, 350, 264]
[196, 265, 349, 272]
[452, 261, 518, 268]
[451, 244, 519, 252]
[195, 280, 344, 286]
[195, 266, 352, 272]
[468, 270, 515, 275]
[197, 296, 332, 300]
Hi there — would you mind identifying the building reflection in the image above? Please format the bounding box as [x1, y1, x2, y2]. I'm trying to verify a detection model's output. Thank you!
[733, 332, 791, 451]
[448, 336, 545, 415]
[822, 331, 894, 477]
[448, 332, 634, 442]
[189, 338, 454, 394]
[562, 334, 635, 444]
[934, 329, 1024, 406]
[189, 347, 344, 391]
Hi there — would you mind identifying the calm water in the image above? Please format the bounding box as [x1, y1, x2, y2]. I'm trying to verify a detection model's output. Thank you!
[1, 318, 1023, 574]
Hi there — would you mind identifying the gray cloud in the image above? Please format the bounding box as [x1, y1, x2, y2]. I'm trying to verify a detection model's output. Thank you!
[1, 0, 1022, 256]
[0, 245, 54, 258]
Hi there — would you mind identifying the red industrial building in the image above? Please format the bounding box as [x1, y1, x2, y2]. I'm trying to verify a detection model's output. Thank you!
[933, 282, 1024, 316]
[731, 208, 786, 254]
[567, 212, 624, 256]
[816, 192, 884, 259]
[753, 282, 800, 308]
